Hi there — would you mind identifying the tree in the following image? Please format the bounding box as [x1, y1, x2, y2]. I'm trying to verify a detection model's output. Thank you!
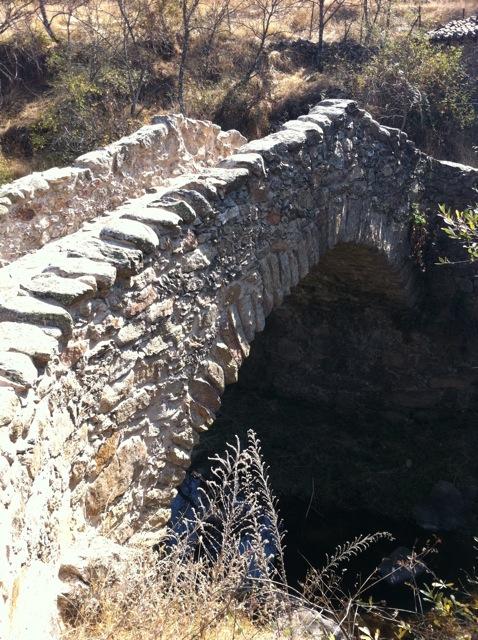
[178, 0, 201, 114]
[315, 0, 348, 55]
[115, 0, 148, 116]
[0, 1, 35, 36]
[231, 0, 297, 87]
[0, 0, 65, 43]
[200, 0, 243, 77]
[360, 0, 391, 44]
[38, 0, 60, 43]
[214, 0, 297, 127]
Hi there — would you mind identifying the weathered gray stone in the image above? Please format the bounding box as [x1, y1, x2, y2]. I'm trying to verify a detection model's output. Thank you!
[121, 208, 182, 231]
[242, 129, 307, 158]
[282, 119, 324, 144]
[0, 322, 60, 364]
[117, 322, 145, 345]
[0, 295, 73, 336]
[259, 258, 275, 316]
[212, 342, 239, 385]
[161, 189, 215, 221]
[0, 351, 38, 387]
[289, 251, 300, 287]
[65, 237, 143, 274]
[45, 257, 116, 289]
[227, 304, 251, 358]
[279, 252, 292, 295]
[86, 437, 148, 517]
[237, 294, 256, 342]
[0, 115, 245, 263]
[252, 292, 266, 333]
[0, 387, 20, 426]
[189, 378, 221, 412]
[299, 113, 332, 129]
[145, 299, 173, 322]
[23, 273, 95, 304]
[181, 247, 214, 273]
[428, 15, 478, 43]
[268, 254, 284, 306]
[200, 167, 250, 195]
[142, 334, 168, 356]
[155, 199, 196, 224]
[219, 152, 266, 177]
[203, 360, 225, 393]
[99, 219, 159, 254]
[165, 444, 191, 468]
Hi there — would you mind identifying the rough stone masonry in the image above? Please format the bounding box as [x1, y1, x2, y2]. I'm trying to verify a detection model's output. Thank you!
[0, 99, 477, 639]
[0, 113, 245, 263]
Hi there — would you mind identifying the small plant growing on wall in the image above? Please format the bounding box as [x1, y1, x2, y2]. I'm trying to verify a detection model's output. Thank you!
[439, 203, 478, 264]
[410, 202, 428, 269]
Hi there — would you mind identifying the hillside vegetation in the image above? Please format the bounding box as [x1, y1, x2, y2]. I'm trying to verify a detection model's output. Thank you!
[0, 0, 476, 185]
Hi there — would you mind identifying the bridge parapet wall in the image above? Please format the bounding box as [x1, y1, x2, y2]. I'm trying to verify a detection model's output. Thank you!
[0, 99, 476, 639]
[0, 115, 245, 264]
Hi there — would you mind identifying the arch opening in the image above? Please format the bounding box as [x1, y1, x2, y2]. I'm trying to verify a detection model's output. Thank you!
[186, 243, 478, 601]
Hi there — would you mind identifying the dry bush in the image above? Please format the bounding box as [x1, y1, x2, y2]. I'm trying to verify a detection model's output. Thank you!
[350, 34, 475, 158]
[61, 551, 284, 640]
[61, 431, 294, 640]
[62, 430, 478, 640]
[0, 155, 13, 184]
[269, 70, 324, 129]
[0, 149, 25, 184]
[63, 431, 378, 640]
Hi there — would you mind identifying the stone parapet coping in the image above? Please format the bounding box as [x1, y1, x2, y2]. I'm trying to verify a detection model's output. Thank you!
[0, 114, 245, 263]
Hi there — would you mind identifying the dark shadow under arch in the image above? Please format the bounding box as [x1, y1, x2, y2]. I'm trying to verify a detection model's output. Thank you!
[189, 242, 478, 591]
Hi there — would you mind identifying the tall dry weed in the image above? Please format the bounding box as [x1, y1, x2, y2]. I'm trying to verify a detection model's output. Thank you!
[61, 431, 478, 640]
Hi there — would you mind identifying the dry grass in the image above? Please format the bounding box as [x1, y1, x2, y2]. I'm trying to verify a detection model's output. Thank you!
[1, 0, 474, 47]
[60, 433, 300, 640]
[272, 69, 306, 99]
[58, 433, 478, 640]
[57, 433, 370, 640]
[60, 552, 286, 640]
[37, 0, 478, 44]
[0, 150, 31, 184]
[0, 0, 475, 182]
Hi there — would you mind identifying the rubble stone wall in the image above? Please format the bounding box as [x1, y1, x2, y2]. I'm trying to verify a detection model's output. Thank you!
[0, 114, 246, 263]
[428, 15, 478, 82]
[0, 99, 477, 639]
[428, 14, 478, 44]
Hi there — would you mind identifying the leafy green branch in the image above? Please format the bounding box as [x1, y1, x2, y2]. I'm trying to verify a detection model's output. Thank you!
[439, 203, 478, 264]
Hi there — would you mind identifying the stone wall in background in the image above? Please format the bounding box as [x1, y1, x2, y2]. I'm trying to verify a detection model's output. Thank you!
[0, 99, 476, 639]
[428, 14, 478, 84]
[0, 114, 245, 264]
[428, 14, 478, 44]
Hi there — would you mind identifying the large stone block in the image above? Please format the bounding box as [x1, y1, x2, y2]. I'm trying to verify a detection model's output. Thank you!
[86, 437, 148, 518]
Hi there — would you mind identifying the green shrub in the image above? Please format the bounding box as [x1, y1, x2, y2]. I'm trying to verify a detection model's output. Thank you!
[439, 203, 478, 263]
[352, 35, 475, 153]
[30, 47, 143, 164]
[0, 152, 14, 186]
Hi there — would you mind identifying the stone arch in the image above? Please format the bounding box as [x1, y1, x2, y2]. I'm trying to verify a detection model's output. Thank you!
[190, 233, 477, 543]
[185, 238, 419, 484]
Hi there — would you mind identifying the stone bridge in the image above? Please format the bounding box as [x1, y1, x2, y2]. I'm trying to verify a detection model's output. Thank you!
[0, 99, 477, 638]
